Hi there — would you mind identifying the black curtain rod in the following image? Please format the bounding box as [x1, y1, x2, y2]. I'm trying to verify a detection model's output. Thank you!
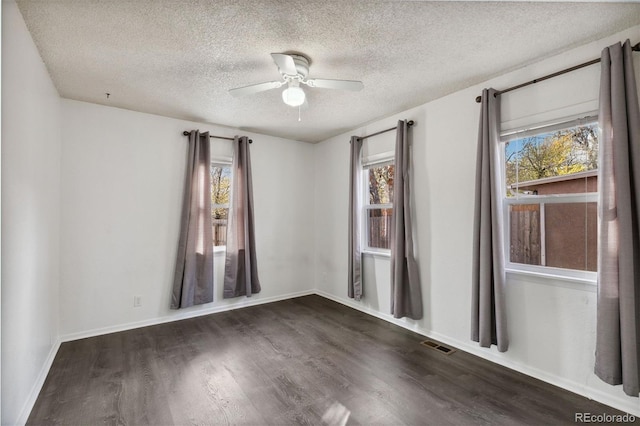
[357, 120, 415, 141]
[475, 41, 640, 103]
[182, 131, 252, 143]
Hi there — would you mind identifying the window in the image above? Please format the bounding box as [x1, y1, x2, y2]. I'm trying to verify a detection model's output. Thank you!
[363, 161, 394, 251]
[211, 163, 231, 247]
[502, 116, 598, 277]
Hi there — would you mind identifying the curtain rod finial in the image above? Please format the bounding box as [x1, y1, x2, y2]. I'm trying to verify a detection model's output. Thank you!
[182, 131, 190, 136]
[475, 96, 482, 103]
[407, 120, 415, 127]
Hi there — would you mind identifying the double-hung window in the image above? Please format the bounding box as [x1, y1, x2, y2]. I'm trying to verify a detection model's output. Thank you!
[210, 162, 231, 248]
[363, 159, 394, 252]
[501, 115, 599, 280]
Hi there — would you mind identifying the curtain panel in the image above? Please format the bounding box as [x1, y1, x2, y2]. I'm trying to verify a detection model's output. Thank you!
[595, 39, 640, 396]
[171, 130, 214, 309]
[348, 136, 363, 300]
[390, 120, 422, 319]
[224, 136, 261, 298]
[471, 89, 508, 352]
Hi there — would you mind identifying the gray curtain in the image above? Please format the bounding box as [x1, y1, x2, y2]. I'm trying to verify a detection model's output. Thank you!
[171, 130, 214, 309]
[390, 120, 422, 319]
[471, 89, 508, 352]
[348, 136, 363, 300]
[224, 136, 261, 298]
[595, 39, 640, 396]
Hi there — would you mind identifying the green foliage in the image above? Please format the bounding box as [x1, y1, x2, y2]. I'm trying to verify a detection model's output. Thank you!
[506, 125, 598, 192]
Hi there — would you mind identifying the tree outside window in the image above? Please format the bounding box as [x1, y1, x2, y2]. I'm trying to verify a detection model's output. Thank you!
[211, 164, 231, 247]
[506, 125, 598, 194]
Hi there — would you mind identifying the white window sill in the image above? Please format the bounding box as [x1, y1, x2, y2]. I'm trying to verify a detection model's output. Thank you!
[362, 250, 391, 259]
[505, 267, 596, 292]
[214, 246, 226, 255]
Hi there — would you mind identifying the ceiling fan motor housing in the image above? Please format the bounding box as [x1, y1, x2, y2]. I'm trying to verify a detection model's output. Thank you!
[288, 54, 310, 79]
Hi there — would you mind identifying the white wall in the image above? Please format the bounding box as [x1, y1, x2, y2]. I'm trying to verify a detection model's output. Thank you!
[314, 25, 640, 416]
[1, 1, 62, 424]
[59, 100, 316, 338]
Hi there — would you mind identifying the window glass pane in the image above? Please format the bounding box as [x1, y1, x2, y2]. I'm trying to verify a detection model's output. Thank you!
[211, 165, 231, 247]
[505, 122, 598, 197]
[367, 208, 392, 249]
[368, 164, 394, 205]
[211, 165, 231, 205]
[509, 202, 597, 271]
[544, 202, 597, 271]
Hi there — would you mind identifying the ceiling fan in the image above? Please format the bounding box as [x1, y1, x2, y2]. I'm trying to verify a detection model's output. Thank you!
[228, 53, 364, 107]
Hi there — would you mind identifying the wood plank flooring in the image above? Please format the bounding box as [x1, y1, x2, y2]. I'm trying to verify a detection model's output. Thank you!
[28, 295, 631, 425]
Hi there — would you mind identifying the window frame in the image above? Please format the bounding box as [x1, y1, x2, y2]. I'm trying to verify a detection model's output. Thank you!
[362, 157, 394, 255]
[500, 115, 599, 284]
[210, 158, 232, 252]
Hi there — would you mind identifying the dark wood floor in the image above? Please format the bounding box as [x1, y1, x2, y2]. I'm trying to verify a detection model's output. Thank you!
[28, 295, 630, 425]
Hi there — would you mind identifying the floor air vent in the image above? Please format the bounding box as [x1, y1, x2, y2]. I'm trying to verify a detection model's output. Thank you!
[421, 340, 456, 355]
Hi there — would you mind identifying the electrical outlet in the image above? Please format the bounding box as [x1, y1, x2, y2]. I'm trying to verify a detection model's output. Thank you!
[133, 295, 142, 308]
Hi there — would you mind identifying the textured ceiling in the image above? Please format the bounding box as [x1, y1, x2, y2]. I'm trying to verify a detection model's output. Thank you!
[15, 1, 640, 143]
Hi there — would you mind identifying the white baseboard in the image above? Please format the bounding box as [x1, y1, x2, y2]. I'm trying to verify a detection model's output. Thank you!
[313, 289, 640, 418]
[16, 338, 62, 426]
[60, 289, 315, 343]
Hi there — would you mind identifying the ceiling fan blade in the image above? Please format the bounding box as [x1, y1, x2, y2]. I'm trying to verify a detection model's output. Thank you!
[229, 81, 283, 97]
[271, 53, 298, 76]
[305, 78, 364, 91]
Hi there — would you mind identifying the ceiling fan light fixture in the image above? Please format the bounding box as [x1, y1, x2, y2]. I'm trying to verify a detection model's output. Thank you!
[282, 86, 305, 107]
